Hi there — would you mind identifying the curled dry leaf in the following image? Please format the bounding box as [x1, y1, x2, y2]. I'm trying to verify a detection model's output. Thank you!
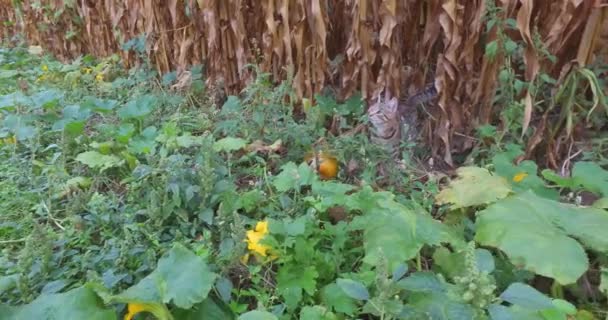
[245, 139, 283, 154]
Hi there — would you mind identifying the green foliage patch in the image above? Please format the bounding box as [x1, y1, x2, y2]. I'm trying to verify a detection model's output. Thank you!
[0, 44, 606, 320]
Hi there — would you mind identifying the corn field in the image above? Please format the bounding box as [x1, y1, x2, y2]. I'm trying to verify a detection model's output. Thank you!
[1, 0, 607, 166]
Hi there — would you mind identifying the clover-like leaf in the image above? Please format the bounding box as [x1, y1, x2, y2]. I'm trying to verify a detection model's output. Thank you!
[436, 167, 512, 209]
[276, 265, 318, 309]
[475, 191, 608, 284]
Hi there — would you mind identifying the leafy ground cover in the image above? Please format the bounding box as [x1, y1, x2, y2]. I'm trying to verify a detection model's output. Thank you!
[0, 46, 607, 320]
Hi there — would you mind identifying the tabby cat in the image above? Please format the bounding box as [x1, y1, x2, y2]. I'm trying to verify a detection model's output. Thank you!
[368, 83, 438, 161]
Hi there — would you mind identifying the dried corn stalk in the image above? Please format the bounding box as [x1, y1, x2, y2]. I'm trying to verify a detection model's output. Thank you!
[2, 0, 606, 166]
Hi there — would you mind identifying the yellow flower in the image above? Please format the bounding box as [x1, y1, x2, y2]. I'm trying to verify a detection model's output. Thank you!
[1, 136, 17, 145]
[124, 303, 146, 320]
[245, 220, 272, 257]
[82, 67, 92, 74]
[41, 64, 48, 72]
[96, 73, 104, 82]
[123, 302, 169, 320]
[513, 172, 528, 183]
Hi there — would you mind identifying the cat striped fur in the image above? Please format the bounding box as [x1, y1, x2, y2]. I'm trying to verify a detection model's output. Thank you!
[368, 83, 438, 161]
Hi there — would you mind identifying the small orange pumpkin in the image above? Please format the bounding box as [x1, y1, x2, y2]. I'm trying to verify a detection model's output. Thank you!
[305, 151, 339, 180]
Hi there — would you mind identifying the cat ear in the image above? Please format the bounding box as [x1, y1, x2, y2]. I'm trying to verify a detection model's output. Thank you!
[387, 97, 399, 113]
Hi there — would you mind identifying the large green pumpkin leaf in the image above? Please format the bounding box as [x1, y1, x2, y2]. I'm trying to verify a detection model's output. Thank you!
[238, 310, 278, 320]
[351, 201, 420, 270]
[349, 190, 454, 270]
[0, 286, 116, 320]
[399, 292, 475, 320]
[171, 296, 235, 320]
[499, 283, 553, 311]
[320, 283, 357, 315]
[76, 151, 123, 171]
[300, 306, 337, 320]
[571, 161, 608, 196]
[112, 243, 217, 309]
[492, 152, 558, 200]
[436, 167, 512, 209]
[475, 191, 608, 284]
[213, 137, 248, 153]
[543, 162, 608, 197]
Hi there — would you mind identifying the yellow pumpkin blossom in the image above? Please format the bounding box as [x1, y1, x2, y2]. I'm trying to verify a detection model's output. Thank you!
[41, 64, 49, 72]
[96, 73, 104, 82]
[123, 302, 169, 320]
[124, 303, 147, 320]
[245, 220, 272, 257]
[82, 67, 92, 74]
[513, 172, 528, 183]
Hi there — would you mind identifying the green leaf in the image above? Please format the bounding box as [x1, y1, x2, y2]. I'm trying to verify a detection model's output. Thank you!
[551, 299, 576, 315]
[76, 151, 123, 171]
[432, 247, 466, 280]
[272, 162, 315, 192]
[300, 306, 337, 320]
[593, 197, 608, 209]
[493, 152, 558, 199]
[238, 310, 278, 320]
[504, 39, 518, 55]
[571, 162, 608, 196]
[0, 275, 19, 295]
[321, 283, 357, 315]
[112, 243, 217, 309]
[336, 279, 369, 301]
[475, 191, 608, 284]
[117, 94, 157, 120]
[31, 89, 63, 109]
[488, 304, 544, 320]
[213, 137, 247, 152]
[352, 201, 421, 269]
[176, 134, 203, 148]
[64, 120, 85, 135]
[116, 123, 136, 144]
[436, 167, 512, 209]
[400, 292, 475, 320]
[276, 265, 318, 309]
[172, 296, 235, 320]
[397, 272, 446, 294]
[0, 286, 116, 320]
[541, 170, 578, 189]
[82, 96, 117, 113]
[485, 40, 499, 59]
[600, 268, 608, 297]
[500, 283, 553, 310]
[129, 126, 158, 154]
[476, 248, 496, 273]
